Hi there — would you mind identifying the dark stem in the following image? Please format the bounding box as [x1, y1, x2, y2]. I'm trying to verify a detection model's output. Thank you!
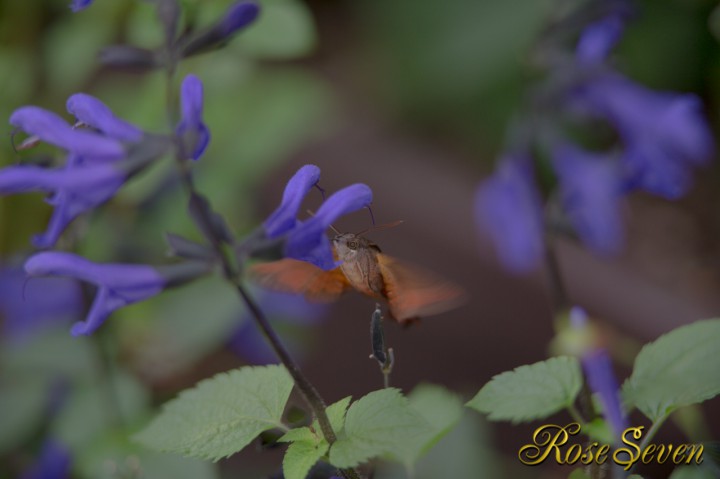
[544, 236, 569, 312]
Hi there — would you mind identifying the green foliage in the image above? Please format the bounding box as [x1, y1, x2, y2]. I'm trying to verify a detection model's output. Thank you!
[134, 365, 293, 461]
[0, 377, 49, 454]
[568, 470, 592, 479]
[283, 440, 329, 479]
[622, 319, 720, 421]
[466, 356, 582, 422]
[328, 388, 432, 468]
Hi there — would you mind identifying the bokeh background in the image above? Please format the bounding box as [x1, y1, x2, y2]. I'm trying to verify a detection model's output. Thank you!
[1, 0, 719, 478]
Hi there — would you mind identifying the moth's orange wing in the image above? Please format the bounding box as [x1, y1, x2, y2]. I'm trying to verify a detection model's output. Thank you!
[377, 254, 466, 323]
[249, 259, 351, 302]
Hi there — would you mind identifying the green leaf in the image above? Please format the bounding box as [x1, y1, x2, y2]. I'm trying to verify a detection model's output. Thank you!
[279, 427, 316, 444]
[622, 319, 720, 421]
[568, 469, 592, 479]
[134, 365, 293, 461]
[283, 439, 329, 479]
[466, 356, 582, 423]
[328, 389, 432, 468]
[309, 396, 352, 440]
[388, 384, 463, 467]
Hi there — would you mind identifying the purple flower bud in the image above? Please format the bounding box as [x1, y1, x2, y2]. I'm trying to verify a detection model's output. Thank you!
[10, 107, 124, 161]
[474, 156, 544, 273]
[19, 439, 72, 479]
[575, 75, 714, 199]
[69, 0, 93, 12]
[570, 307, 627, 438]
[219, 1, 261, 37]
[66, 94, 143, 142]
[0, 157, 127, 248]
[24, 252, 167, 336]
[285, 183, 373, 270]
[175, 75, 210, 161]
[264, 165, 322, 238]
[553, 145, 624, 254]
[576, 14, 626, 64]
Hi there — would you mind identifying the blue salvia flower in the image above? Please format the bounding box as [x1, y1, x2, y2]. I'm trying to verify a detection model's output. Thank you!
[66, 93, 144, 143]
[474, 156, 544, 273]
[24, 252, 210, 336]
[574, 76, 714, 199]
[553, 145, 624, 254]
[175, 75, 210, 161]
[263, 164, 322, 238]
[180, 2, 261, 58]
[285, 183, 373, 270]
[570, 307, 627, 439]
[218, 1, 261, 37]
[19, 439, 72, 479]
[575, 10, 627, 64]
[0, 156, 128, 248]
[0, 265, 82, 341]
[10, 107, 124, 161]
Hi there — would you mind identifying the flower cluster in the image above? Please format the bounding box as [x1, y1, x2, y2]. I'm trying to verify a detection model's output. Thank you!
[475, 4, 714, 273]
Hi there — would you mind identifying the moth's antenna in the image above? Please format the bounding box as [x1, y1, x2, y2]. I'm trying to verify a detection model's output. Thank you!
[356, 220, 404, 237]
[306, 209, 341, 235]
[365, 205, 376, 226]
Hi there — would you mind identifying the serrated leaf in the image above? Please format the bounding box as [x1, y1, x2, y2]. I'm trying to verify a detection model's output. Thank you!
[310, 396, 352, 440]
[134, 365, 293, 461]
[466, 356, 582, 423]
[390, 384, 463, 467]
[622, 319, 720, 421]
[279, 427, 316, 444]
[283, 439, 329, 479]
[328, 389, 432, 468]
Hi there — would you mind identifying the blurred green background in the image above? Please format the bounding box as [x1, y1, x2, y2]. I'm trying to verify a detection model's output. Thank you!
[1, 0, 719, 477]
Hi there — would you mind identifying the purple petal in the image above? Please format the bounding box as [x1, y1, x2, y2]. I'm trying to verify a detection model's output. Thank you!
[553, 145, 624, 254]
[285, 183, 372, 270]
[70, 0, 93, 12]
[219, 2, 261, 37]
[25, 252, 166, 336]
[263, 165, 321, 238]
[19, 439, 72, 479]
[576, 15, 625, 63]
[176, 75, 210, 161]
[474, 157, 544, 273]
[66, 94, 143, 142]
[10, 107, 125, 160]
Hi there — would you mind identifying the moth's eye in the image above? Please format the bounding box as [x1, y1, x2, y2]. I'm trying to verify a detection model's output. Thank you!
[347, 241, 358, 250]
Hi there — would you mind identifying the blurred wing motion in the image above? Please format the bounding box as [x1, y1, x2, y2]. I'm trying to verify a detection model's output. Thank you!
[377, 254, 466, 323]
[249, 259, 351, 302]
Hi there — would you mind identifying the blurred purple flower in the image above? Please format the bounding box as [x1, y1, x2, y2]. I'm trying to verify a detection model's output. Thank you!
[24, 252, 167, 336]
[263, 164, 322, 238]
[66, 94, 143, 143]
[228, 290, 326, 364]
[576, 11, 627, 64]
[474, 156, 544, 273]
[10, 107, 124, 161]
[70, 0, 92, 12]
[0, 265, 82, 341]
[570, 307, 627, 438]
[574, 74, 713, 200]
[285, 183, 373, 270]
[219, 1, 261, 37]
[0, 156, 127, 248]
[175, 75, 210, 161]
[553, 145, 624, 254]
[19, 439, 72, 479]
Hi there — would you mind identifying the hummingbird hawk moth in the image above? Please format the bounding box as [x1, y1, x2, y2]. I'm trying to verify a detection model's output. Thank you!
[249, 230, 466, 324]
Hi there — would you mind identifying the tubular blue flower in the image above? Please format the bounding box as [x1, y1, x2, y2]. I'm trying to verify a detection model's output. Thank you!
[219, 1, 261, 37]
[570, 307, 627, 438]
[10, 107, 124, 161]
[0, 265, 82, 341]
[19, 439, 72, 479]
[70, 0, 93, 12]
[474, 156, 544, 273]
[175, 75, 210, 161]
[574, 75, 714, 199]
[553, 145, 624, 254]
[66, 94, 143, 143]
[285, 183, 373, 270]
[24, 252, 167, 336]
[0, 157, 127, 248]
[228, 289, 326, 364]
[263, 164, 321, 238]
